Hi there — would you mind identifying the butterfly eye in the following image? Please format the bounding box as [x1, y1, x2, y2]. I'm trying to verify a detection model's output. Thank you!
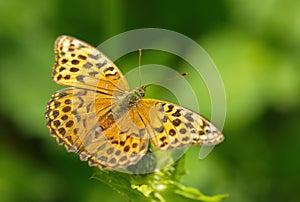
[139, 90, 145, 97]
[136, 87, 145, 97]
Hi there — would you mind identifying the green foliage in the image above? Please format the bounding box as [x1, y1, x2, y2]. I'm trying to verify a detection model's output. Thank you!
[92, 157, 228, 202]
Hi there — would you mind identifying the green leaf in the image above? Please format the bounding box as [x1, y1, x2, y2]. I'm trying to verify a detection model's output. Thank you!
[91, 170, 149, 201]
[92, 155, 228, 202]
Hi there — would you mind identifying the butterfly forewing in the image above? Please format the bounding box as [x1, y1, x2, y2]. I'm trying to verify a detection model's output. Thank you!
[53, 35, 130, 94]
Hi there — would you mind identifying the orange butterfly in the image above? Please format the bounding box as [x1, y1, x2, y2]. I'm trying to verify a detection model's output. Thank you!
[45, 36, 224, 170]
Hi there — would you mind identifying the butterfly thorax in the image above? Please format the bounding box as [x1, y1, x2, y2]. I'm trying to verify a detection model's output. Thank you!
[128, 86, 146, 106]
[111, 86, 146, 118]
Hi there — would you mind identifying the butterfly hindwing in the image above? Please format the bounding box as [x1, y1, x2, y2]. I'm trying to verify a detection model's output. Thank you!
[88, 106, 149, 170]
[46, 88, 98, 154]
[45, 87, 148, 170]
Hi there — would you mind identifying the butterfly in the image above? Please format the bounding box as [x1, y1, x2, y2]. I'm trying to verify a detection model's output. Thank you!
[45, 35, 224, 171]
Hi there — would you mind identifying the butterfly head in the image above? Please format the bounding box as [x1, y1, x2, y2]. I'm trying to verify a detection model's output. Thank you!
[135, 86, 146, 98]
[132, 84, 153, 100]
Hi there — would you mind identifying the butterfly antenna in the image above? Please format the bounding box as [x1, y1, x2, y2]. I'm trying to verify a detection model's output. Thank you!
[144, 72, 188, 89]
[159, 72, 188, 84]
[138, 49, 142, 86]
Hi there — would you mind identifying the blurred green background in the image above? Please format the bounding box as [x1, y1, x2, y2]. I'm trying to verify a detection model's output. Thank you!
[1, 0, 300, 201]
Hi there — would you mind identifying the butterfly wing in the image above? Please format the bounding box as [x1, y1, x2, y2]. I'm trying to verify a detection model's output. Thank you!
[88, 105, 149, 170]
[46, 36, 148, 170]
[46, 88, 104, 155]
[45, 88, 148, 170]
[136, 98, 224, 150]
[53, 35, 130, 94]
